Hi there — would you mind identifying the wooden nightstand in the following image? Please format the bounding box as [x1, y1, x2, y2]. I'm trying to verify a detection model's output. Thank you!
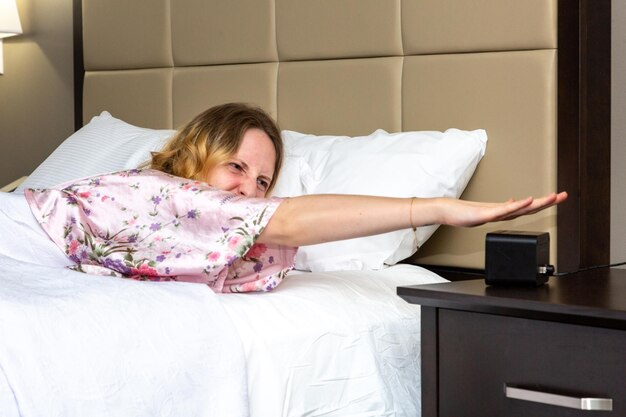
[398, 268, 626, 417]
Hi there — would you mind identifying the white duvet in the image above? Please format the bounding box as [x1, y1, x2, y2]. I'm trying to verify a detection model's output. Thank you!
[0, 192, 447, 417]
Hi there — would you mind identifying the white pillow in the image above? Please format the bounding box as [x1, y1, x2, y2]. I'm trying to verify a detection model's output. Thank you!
[16, 112, 175, 192]
[271, 156, 306, 197]
[273, 128, 488, 272]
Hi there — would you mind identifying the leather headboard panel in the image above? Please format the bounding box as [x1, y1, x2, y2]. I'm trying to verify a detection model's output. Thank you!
[276, 0, 403, 60]
[403, 0, 556, 54]
[172, 0, 278, 66]
[82, 0, 173, 70]
[81, 0, 558, 270]
[404, 50, 556, 266]
[278, 58, 403, 135]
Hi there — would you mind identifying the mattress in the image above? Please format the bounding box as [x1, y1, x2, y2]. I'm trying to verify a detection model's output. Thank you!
[0, 191, 447, 416]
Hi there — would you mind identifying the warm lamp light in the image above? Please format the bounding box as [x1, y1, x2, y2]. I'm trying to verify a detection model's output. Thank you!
[0, 0, 23, 74]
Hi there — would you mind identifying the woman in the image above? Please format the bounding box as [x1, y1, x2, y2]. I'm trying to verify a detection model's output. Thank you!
[24, 103, 567, 292]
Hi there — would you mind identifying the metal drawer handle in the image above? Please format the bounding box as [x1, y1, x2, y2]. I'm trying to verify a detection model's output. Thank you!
[505, 385, 613, 411]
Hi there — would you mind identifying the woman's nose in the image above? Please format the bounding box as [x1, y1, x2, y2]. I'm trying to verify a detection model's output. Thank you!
[238, 178, 256, 197]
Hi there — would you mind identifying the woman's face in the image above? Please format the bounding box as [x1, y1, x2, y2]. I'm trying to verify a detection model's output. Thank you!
[205, 128, 277, 198]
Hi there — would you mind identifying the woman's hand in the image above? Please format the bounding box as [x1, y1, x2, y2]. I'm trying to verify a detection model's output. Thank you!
[436, 191, 568, 227]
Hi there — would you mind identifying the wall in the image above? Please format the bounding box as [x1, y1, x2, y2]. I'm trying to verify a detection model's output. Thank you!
[612, 0, 626, 267]
[0, 0, 624, 268]
[0, 0, 74, 186]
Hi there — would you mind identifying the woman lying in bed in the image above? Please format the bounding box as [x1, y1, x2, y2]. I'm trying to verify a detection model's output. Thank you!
[22, 103, 567, 293]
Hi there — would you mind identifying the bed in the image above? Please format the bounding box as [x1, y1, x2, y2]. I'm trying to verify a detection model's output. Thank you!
[0, 0, 611, 416]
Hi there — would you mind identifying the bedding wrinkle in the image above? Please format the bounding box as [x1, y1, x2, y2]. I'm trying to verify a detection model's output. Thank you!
[0, 192, 70, 268]
[220, 266, 443, 417]
[0, 361, 19, 417]
[0, 255, 249, 417]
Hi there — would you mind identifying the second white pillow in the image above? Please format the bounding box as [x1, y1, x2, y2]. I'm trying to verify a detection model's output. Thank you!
[275, 128, 488, 272]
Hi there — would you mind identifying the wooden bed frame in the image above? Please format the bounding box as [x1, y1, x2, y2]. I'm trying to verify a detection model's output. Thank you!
[71, 0, 611, 280]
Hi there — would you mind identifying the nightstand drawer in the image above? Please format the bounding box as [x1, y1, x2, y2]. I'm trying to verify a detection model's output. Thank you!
[438, 310, 626, 416]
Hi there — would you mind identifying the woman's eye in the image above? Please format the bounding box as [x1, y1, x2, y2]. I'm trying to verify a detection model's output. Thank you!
[228, 163, 243, 172]
[257, 179, 269, 191]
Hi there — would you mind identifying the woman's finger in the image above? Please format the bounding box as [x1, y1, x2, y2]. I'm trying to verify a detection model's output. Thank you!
[497, 192, 567, 221]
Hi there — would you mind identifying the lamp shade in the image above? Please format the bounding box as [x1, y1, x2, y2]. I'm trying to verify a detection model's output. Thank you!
[0, 0, 22, 38]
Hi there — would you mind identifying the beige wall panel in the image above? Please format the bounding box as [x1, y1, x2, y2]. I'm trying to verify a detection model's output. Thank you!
[83, 69, 173, 129]
[403, 0, 556, 55]
[404, 51, 557, 268]
[276, 0, 402, 61]
[278, 58, 402, 136]
[172, 64, 278, 128]
[172, 0, 277, 66]
[82, 0, 172, 70]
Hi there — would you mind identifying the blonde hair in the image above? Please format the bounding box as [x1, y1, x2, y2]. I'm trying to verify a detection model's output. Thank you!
[149, 103, 283, 193]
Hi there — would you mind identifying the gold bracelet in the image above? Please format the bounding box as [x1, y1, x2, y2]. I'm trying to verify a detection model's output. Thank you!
[409, 197, 417, 231]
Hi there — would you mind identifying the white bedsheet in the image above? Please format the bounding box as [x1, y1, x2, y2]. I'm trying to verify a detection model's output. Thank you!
[0, 254, 250, 417]
[0, 192, 447, 416]
[222, 265, 447, 417]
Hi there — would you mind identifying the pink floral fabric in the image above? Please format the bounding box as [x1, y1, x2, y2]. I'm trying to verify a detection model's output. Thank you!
[24, 169, 297, 293]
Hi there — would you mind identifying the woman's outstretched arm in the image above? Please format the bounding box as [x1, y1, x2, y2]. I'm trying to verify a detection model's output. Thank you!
[257, 192, 568, 247]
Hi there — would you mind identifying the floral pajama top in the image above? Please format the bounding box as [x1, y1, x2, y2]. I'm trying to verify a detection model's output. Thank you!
[24, 169, 297, 293]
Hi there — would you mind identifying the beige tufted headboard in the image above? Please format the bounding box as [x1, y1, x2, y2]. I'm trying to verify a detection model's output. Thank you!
[74, 0, 611, 278]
